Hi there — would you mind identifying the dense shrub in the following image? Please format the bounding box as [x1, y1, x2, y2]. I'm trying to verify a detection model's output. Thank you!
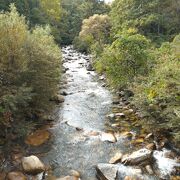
[95, 33, 151, 88]
[0, 5, 61, 137]
[133, 34, 180, 142]
[74, 14, 111, 54]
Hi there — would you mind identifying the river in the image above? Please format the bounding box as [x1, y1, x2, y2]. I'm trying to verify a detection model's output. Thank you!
[41, 46, 179, 180]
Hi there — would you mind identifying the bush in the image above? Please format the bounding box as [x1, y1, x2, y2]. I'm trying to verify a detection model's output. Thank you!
[133, 34, 180, 142]
[95, 33, 151, 88]
[0, 4, 61, 137]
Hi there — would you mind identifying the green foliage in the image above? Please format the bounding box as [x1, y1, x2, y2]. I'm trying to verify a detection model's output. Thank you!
[111, 0, 180, 44]
[61, 0, 110, 45]
[75, 14, 111, 53]
[0, 5, 61, 135]
[133, 34, 180, 142]
[95, 33, 150, 88]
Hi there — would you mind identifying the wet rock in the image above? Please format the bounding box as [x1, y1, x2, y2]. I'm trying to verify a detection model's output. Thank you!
[145, 133, 154, 140]
[106, 114, 115, 119]
[69, 170, 80, 178]
[115, 113, 125, 118]
[99, 76, 105, 80]
[121, 148, 152, 166]
[22, 155, 45, 175]
[96, 163, 118, 180]
[25, 130, 51, 146]
[120, 131, 134, 139]
[145, 143, 156, 151]
[101, 132, 117, 143]
[86, 63, 93, 71]
[109, 152, 123, 164]
[57, 176, 80, 180]
[51, 95, 65, 103]
[7, 171, 27, 180]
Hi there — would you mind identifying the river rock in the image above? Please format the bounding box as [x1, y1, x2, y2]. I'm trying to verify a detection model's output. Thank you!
[106, 114, 115, 119]
[57, 176, 80, 180]
[25, 130, 51, 146]
[22, 155, 45, 175]
[7, 171, 27, 180]
[100, 132, 117, 143]
[96, 163, 118, 180]
[121, 148, 152, 166]
[115, 113, 125, 118]
[145, 143, 156, 150]
[69, 170, 80, 178]
[52, 95, 65, 103]
[109, 152, 123, 164]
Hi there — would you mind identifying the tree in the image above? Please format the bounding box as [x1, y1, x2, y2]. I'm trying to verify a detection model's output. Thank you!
[111, 0, 180, 44]
[76, 14, 111, 53]
[0, 5, 61, 138]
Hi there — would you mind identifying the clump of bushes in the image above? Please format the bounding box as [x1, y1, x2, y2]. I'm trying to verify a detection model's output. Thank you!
[0, 5, 61, 137]
[132, 34, 180, 142]
[95, 33, 151, 89]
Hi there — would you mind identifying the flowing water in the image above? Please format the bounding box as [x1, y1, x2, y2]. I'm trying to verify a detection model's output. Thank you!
[42, 46, 179, 180]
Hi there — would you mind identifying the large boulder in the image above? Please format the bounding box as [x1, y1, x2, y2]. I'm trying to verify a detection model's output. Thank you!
[96, 163, 119, 180]
[22, 155, 45, 175]
[7, 171, 27, 180]
[121, 148, 152, 166]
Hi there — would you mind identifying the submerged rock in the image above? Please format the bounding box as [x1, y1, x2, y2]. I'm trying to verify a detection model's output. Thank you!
[121, 148, 152, 166]
[22, 155, 45, 175]
[25, 129, 51, 146]
[7, 171, 27, 180]
[96, 163, 118, 180]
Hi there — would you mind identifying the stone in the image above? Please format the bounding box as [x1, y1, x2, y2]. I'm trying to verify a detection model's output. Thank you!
[115, 113, 125, 118]
[69, 170, 80, 178]
[121, 148, 152, 166]
[53, 95, 65, 103]
[109, 152, 123, 164]
[120, 131, 134, 139]
[145, 133, 154, 140]
[96, 163, 118, 180]
[22, 155, 45, 175]
[7, 172, 27, 180]
[100, 132, 117, 143]
[106, 114, 115, 119]
[145, 143, 156, 151]
[57, 176, 79, 180]
[25, 130, 51, 146]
